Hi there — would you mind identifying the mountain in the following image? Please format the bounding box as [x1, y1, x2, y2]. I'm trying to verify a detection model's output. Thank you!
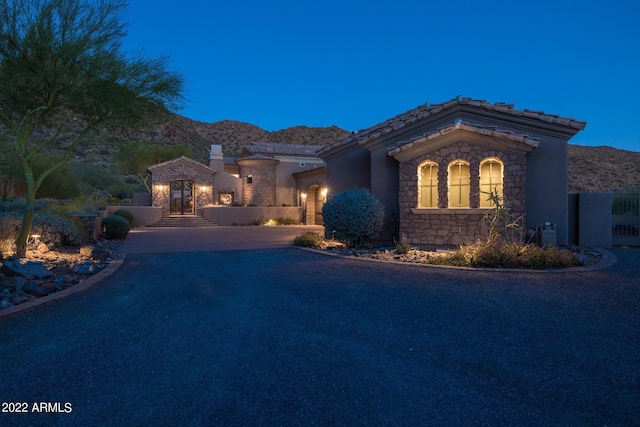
[568, 145, 640, 193]
[1, 111, 638, 193]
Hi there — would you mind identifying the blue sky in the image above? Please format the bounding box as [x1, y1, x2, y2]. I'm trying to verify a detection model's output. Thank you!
[123, 0, 640, 151]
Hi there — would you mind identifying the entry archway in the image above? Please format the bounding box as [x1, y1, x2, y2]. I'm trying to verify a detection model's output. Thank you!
[304, 185, 326, 225]
[170, 180, 194, 215]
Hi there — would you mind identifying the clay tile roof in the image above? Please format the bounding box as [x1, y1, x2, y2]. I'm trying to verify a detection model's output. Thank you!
[387, 120, 540, 157]
[147, 156, 216, 173]
[243, 142, 324, 157]
[236, 153, 280, 162]
[318, 96, 586, 156]
[223, 157, 238, 165]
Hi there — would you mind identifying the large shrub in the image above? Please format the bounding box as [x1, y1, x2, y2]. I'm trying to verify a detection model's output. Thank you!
[322, 188, 385, 248]
[0, 211, 85, 254]
[113, 208, 134, 224]
[32, 212, 86, 247]
[101, 215, 131, 240]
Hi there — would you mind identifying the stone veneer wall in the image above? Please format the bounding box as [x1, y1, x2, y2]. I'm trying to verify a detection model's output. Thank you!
[238, 159, 278, 206]
[398, 141, 527, 245]
[151, 165, 213, 216]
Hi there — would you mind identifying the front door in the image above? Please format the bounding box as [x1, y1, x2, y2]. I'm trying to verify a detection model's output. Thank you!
[170, 180, 194, 215]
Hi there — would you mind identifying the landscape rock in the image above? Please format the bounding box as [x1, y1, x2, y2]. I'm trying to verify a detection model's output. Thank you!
[2, 259, 52, 279]
[80, 245, 111, 260]
[74, 260, 97, 275]
[0, 299, 12, 309]
[22, 280, 55, 297]
[37, 243, 50, 254]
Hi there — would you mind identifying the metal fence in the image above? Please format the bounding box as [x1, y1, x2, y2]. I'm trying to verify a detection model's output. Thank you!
[612, 187, 639, 246]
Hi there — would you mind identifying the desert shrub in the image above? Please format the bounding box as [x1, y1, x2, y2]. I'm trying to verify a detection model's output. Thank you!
[0, 211, 85, 252]
[101, 215, 131, 240]
[113, 209, 134, 224]
[322, 188, 385, 248]
[32, 212, 86, 248]
[274, 217, 299, 225]
[0, 214, 21, 255]
[395, 242, 411, 255]
[433, 241, 582, 269]
[292, 230, 325, 248]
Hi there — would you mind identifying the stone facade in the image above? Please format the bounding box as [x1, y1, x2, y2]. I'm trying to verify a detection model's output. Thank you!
[148, 157, 214, 217]
[398, 142, 527, 245]
[236, 157, 279, 206]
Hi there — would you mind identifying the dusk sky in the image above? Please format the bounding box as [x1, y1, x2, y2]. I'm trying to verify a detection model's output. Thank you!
[123, 0, 640, 151]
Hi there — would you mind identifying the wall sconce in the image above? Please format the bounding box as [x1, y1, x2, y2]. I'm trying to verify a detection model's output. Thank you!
[156, 185, 165, 191]
[200, 186, 208, 192]
[301, 192, 307, 203]
[321, 187, 328, 202]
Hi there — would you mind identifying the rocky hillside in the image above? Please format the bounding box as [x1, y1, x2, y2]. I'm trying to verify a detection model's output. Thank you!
[1, 111, 638, 193]
[568, 145, 640, 193]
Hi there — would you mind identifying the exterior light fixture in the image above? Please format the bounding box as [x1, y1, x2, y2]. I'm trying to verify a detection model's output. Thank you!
[156, 185, 165, 191]
[321, 187, 328, 202]
[200, 186, 208, 192]
[29, 234, 41, 245]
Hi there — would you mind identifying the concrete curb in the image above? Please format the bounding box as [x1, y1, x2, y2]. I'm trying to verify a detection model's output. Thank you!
[299, 247, 617, 273]
[0, 254, 127, 322]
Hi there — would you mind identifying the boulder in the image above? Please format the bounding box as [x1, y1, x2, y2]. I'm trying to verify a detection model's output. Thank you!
[80, 245, 111, 260]
[0, 299, 12, 309]
[73, 261, 100, 275]
[22, 280, 55, 297]
[1, 259, 52, 279]
[37, 242, 50, 254]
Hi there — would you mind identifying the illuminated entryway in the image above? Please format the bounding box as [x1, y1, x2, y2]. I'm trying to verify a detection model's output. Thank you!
[304, 185, 327, 225]
[170, 180, 194, 215]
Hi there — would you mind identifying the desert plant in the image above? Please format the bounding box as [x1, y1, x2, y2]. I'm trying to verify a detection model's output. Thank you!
[32, 212, 86, 248]
[0, 211, 85, 253]
[113, 209, 135, 224]
[101, 215, 131, 240]
[274, 217, 300, 225]
[395, 242, 411, 255]
[292, 230, 325, 248]
[322, 188, 385, 248]
[481, 188, 524, 244]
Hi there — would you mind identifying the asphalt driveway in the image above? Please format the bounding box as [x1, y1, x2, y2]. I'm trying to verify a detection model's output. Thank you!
[0, 227, 639, 426]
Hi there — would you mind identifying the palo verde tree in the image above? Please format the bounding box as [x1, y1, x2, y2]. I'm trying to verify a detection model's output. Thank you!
[0, 0, 185, 256]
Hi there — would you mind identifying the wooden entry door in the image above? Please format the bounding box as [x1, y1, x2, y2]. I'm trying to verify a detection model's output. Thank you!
[170, 180, 194, 215]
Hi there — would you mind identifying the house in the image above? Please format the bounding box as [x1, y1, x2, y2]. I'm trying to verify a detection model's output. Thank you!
[146, 142, 329, 225]
[318, 96, 587, 246]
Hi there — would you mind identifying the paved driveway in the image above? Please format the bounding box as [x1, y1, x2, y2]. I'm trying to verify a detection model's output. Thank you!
[1, 227, 639, 426]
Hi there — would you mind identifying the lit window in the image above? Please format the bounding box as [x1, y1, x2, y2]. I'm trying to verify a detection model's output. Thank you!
[247, 174, 253, 184]
[448, 161, 470, 208]
[418, 161, 438, 208]
[479, 159, 503, 207]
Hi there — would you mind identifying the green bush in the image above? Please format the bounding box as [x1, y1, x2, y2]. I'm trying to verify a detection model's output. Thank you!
[113, 208, 134, 224]
[274, 217, 299, 225]
[322, 188, 385, 248]
[101, 215, 131, 240]
[292, 230, 325, 248]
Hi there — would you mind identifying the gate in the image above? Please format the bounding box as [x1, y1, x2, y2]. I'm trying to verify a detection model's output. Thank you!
[612, 187, 639, 246]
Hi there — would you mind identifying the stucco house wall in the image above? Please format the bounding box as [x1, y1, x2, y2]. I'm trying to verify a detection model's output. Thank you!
[319, 97, 586, 246]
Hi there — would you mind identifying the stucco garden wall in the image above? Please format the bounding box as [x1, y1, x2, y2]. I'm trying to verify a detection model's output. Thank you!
[203, 206, 302, 226]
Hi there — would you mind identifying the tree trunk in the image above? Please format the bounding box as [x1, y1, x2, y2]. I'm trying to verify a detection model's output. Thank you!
[15, 174, 36, 258]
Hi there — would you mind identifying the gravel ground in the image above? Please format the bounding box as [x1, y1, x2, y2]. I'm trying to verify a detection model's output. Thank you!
[0, 244, 638, 426]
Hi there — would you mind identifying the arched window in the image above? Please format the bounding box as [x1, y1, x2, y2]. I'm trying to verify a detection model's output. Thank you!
[479, 159, 503, 208]
[448, 160, 470, 208]
[418, 161, 438, 208]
